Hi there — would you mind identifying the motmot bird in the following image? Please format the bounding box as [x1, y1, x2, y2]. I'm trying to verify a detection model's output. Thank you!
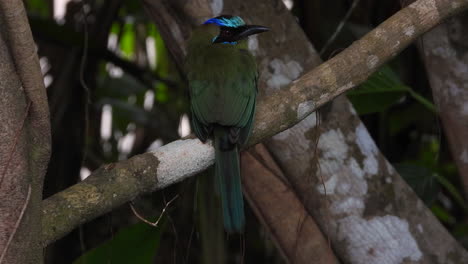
[186, 15, 269, 232]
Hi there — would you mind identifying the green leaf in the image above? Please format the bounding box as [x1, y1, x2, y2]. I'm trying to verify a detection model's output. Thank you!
[155, 84, 169, 103]
[431, 204, 456, 224]
[406, 87, 436, 113]
[394, 163, 440, 206]
[348, 65, 435, 115]
[347, 65, 407, 114]
[97, 72, 147, 98]
[98, 98, 153, 131]
[120, 22, 135, 59]
[26, 0, 50, 17]
[73, 220, 165, 264]
[388, 103, 431, 135]
[435, 174, 468, 211]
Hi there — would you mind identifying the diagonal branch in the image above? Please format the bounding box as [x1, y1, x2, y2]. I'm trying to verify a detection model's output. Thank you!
[42, 0, 468, 246]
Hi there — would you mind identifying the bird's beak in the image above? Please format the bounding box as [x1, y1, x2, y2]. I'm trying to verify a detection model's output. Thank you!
[235, 25, 270, 40]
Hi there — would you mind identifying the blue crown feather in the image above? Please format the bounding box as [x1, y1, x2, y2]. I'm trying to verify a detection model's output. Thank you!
[204, 16, 245, 28]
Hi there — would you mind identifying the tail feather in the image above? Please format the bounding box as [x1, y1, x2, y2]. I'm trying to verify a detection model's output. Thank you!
[214, 127, 245, 233]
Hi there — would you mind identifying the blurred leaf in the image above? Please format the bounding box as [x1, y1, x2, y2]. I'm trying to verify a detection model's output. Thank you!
[29, 16, 83, 47]
[435, 175, 468, 211]
[26, 0, 50, 17]
[347, 66, 407, 114]
[155, 84, 169, 103]
[73, 220, 165, 264]
[453, 223, 468, 238]
[98, 98, 152, 131]
[97, 72, 147, 98]
[406, 88, 436, 113]
[110, 22, 121, 35]
[388, 103, 430, 135]
[348, 65, 435, 115]
[431, 204, 456, 224]
[394, 163, 440, 206]
[120, 22, 135, 59]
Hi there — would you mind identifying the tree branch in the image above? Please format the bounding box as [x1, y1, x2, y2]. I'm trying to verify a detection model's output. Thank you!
[42, 0, 468, 246]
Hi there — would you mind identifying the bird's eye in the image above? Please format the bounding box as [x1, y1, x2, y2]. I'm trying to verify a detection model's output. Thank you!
[221, 29, 232, 37]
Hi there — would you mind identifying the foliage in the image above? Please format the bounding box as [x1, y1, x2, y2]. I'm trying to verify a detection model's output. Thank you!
[73, 220, 165, 264]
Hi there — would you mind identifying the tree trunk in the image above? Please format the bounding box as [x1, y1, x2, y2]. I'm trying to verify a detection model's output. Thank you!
[0, 0, 51, 263]
[417, 12, 468, 199]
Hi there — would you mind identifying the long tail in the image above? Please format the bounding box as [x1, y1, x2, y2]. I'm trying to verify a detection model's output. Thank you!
[214, 127, 245, 233]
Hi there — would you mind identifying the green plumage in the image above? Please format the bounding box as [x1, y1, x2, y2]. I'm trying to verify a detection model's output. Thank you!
[186, 22, 259, 232]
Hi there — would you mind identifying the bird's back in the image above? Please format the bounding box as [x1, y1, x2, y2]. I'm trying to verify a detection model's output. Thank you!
[186, 35, 257, 130]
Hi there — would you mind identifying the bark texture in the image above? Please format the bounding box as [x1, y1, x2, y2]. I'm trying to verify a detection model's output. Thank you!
[242, 145, 337, 264]
[0, 0, 51, 263]
[418, 12, 468, 198]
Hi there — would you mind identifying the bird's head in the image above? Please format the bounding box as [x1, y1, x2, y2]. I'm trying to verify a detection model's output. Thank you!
[201, 15, 269, 45]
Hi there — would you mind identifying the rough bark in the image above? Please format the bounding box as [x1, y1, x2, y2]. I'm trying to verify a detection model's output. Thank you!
[417, 12, 468, 199]
[259, 1, 468, 263]
[242, 145, 337, 264]
[42, 0, 468, 251]
[0, 0, 51, 263]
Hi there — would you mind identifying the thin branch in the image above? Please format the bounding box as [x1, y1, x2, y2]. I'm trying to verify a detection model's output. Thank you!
[320, 0, 361, 56]
[42, 0, 468, 246]
[0, 185, 32, 264]
[129, 194, 179, 227]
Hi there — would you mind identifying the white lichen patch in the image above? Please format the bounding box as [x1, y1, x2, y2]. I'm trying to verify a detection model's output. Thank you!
[460, 149, 468, 164]
[431, 45, 456, 59]
[151, 138, 215, 188]
[349, 103, 358, 115]
[403, 25, 415, 37]
[462, 103, 468, 116]
[248, 35, 259, 54]
[374, 28, 387, 41]
[355, 123, 380, 176]
[265, 58, 303, 91]
[348, 158, 365, 179]
[317, 174, 338, 195]
[356, 123, 378, 156]
[331, 197, 365, 215]
[337, 215, 422, 264]
[410, 0, 439, 20]
[385, 160, 396, 175]
[210, 0, 223, 16]
[257, 121, 268, 132]
[446, 79, 461, 97]
[271, 114, 316, 170]
[318, 129, 348, 160]
[366, 55, 379, 69]
[297, 100, 315, 120]
[417, 224, 423, 233]
[363, 155, 379, 175]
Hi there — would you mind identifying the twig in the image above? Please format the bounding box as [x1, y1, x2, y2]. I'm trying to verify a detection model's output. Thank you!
[129, 194, 179, 227]
[79, 1, 91, 174]
[313, 112, 332, 251]
[320, 0, 361, 56]
[0, 185, 32, 264]
[183, 222, 195, 264]
[0, 101, 31, 188]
